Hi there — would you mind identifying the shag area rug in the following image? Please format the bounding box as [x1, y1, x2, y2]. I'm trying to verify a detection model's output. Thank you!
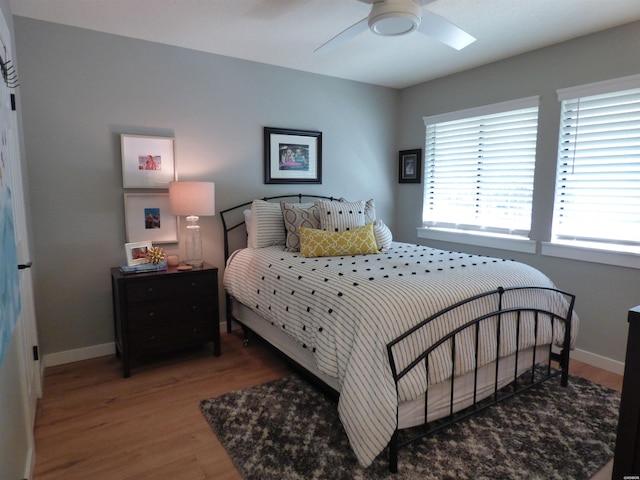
[200, 373, 620, 480]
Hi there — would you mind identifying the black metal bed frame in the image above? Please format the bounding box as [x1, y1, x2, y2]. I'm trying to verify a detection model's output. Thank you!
[220, 194, 576, 474]
[219, 194, 335, 334]
[386, 285, 575, 472]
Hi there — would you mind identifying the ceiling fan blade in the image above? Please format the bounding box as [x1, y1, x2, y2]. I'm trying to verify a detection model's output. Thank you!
[314, 17, 369, 54]
[417, 10, 476, 50]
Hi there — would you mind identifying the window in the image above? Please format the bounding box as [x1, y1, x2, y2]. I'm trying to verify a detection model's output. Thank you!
[552, 77, 640, 250]
[422, 97, 539, 238]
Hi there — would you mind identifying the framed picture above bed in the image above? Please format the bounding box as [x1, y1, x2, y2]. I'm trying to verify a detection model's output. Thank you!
[264, 127, 322, 184]
[121, 134, 176, 188]
[398, 148, 422, 184]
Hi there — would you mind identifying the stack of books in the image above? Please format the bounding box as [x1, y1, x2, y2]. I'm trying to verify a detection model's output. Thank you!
[119, 262, 168, 274]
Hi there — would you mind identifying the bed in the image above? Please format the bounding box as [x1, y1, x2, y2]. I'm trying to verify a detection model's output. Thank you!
[220, 194, 577, 472]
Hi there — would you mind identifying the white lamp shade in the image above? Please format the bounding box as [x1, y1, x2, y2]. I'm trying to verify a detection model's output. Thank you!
[169, 181, 215, 216]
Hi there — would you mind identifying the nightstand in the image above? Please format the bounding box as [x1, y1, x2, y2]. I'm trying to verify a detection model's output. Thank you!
[111, 263, 220, 377]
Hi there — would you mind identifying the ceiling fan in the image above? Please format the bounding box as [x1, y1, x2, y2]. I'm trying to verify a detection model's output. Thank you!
[315, 0, 476, 53]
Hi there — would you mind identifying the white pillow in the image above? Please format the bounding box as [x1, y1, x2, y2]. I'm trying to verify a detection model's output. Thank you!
[248, 200, 285, 248]
[315, 199, 366, 233]
[243, 209, 254, 247]
[373, 219, 393, 250]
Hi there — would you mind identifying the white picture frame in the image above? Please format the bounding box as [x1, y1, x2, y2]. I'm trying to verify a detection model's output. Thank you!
[125, 240, 152, 266]
[121, 134, 176, 188]
[124, 193, 178, 244]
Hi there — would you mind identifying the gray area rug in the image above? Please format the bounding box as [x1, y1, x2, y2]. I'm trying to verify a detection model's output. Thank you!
[200, 373, 620, 480]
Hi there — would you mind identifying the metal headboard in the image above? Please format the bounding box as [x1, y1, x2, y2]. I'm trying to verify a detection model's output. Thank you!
[219, 193, 336, 264]
[219, 193, 336, 334]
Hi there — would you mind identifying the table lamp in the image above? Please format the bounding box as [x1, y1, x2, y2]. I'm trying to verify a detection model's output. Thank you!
[169, 181, 215, 267]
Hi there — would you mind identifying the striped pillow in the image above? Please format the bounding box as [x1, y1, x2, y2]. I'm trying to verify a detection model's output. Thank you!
[315, 199, 366, 233]
[248, 200, 285, 248]
[373, 219, 393, 250]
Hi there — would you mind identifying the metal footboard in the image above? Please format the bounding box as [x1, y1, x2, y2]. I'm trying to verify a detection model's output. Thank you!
[386, 286, 575, 473]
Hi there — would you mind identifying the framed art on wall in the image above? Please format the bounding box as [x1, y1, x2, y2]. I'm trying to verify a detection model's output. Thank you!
[399, 149, 422, 184]
[121, 134, 176, 188]
[124, 193, 178, 244]
[264, 127, 322, 184]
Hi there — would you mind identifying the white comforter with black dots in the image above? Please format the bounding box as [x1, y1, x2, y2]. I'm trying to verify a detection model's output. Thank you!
[223, 242, 578, 467]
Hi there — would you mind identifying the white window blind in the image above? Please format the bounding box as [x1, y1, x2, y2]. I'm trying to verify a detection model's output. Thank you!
[423, 98, 539, 237]
[553, 84, 640, 247]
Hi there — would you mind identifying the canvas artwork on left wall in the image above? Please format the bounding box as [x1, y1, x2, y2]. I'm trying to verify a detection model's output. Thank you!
[0, 160, 21, 366]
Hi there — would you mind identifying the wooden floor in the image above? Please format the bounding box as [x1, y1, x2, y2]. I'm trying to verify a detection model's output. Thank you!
[32, 331, 623, 480]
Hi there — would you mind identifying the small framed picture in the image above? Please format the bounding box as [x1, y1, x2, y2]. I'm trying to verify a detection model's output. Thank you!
[264, 127, 322, 184]
[121, 134, 176, 188]
[125, 240, 152, 266]
[124, 193, 178, 244]
[399, 149, 422, 184]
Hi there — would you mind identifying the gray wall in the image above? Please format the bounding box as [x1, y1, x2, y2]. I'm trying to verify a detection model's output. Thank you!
[12, 16, 640, 367]
[14, 17, 398, 357]
[395, 21, 640, 364]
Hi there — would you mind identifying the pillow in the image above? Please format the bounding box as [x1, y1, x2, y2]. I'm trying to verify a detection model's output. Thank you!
[340, 197, 376, 224]
[248, 200, 285, 248]
[243, 209, 253, 242]
[280, 201, 321, 252]
[373, 219, 393, 250]
[315, 199, 366, 232]
[299, 223, 379, 258]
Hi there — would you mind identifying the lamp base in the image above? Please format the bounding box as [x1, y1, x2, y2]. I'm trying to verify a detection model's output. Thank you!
[184, 218, 203, 267]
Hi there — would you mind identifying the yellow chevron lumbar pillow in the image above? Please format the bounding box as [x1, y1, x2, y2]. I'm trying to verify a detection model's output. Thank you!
[299, 223, 379, 258]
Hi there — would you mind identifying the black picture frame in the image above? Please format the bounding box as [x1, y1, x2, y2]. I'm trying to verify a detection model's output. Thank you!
[399, 149, 422, 184]
[264, 127, 322, 184]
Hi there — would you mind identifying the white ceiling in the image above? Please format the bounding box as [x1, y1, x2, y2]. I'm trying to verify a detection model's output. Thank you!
[9, 0, 640, 89]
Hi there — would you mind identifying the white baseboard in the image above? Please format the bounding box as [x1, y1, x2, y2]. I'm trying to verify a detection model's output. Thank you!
[41, 338, 626, 376]
[572, 348, 625, 376]
[43, 342, 115, 368]
[23, 443, 35, 480]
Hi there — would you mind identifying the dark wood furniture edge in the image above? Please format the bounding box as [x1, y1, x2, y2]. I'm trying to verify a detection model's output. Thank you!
[613, 306, 640, 478]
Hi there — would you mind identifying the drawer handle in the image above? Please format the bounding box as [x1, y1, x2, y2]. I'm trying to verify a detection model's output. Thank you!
[146, 287, 154, 293]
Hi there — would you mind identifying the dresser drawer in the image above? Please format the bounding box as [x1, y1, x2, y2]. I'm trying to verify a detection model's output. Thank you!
[177, 300, 214, 319]
[173, 317, 214, 345]
[127, 303, 177, 328]
[125, 277, 180, 303]
[176, 275, 215, 300]
[128, 325, 174, 353]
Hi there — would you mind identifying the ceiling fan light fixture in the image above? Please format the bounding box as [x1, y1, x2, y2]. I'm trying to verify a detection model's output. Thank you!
[368, 0, 421, 36]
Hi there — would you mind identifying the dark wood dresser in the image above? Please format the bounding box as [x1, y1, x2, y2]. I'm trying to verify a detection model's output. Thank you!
[111, 263, 220, 377]
[613, 306, 640, 478]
